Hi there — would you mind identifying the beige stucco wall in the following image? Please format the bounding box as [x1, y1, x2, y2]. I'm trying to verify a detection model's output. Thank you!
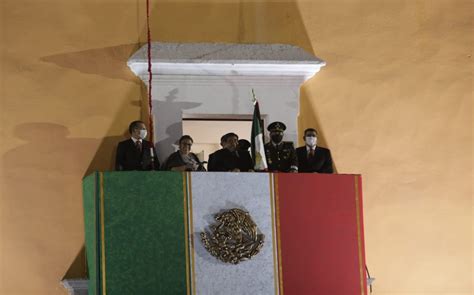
[0, 0, 472, 294]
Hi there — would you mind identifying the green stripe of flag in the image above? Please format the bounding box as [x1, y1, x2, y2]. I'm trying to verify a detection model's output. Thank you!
[83, 172, 100, 295]
[84, 171, 188, 294]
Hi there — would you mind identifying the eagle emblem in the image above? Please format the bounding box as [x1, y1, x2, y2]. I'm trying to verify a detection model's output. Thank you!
[200, 208, 265, 264]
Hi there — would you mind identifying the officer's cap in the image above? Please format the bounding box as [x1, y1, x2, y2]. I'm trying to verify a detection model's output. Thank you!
[267, 121, 286, 132]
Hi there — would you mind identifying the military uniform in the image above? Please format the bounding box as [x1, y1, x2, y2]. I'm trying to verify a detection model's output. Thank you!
[264, 141, 298, 172]
[264, 121, 298, 172]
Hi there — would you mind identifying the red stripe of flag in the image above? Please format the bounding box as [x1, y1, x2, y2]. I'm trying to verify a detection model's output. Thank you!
[276, 173, 368, 295]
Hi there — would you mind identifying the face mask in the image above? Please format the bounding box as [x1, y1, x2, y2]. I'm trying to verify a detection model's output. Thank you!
[139, 129, 148, 140]
[305, 136, 317, 147]
[271, 134, 283, 144]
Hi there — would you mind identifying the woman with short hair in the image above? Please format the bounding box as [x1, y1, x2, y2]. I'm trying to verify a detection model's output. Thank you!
[162, 135, 206, 171]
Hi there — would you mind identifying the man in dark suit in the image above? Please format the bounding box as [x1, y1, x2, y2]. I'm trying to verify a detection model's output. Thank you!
[296, 128, 333, 173]
[115, 120, 160, 171]
[207, 133, 253, 172]
[207, 134, 225, 171]
[264, 121, 298, 172]
[237, 139, 253, 170]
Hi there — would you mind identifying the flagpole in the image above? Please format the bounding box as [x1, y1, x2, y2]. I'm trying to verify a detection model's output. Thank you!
[251, 88, 257, 104]
[146, 0, 155, 143]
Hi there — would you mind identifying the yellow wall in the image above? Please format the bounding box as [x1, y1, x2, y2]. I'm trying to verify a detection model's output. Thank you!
[0, 0, 471, 294]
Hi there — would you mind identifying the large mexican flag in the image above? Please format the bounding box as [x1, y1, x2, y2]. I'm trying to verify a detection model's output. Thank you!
[84, 171, 367, 295]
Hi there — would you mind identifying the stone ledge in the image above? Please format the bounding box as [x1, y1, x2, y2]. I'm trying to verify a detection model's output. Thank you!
[61, 279, 88, 295]
[129, 42, 324, 64]
[127, 42, 325, 78]
[60, 277, 375, 294]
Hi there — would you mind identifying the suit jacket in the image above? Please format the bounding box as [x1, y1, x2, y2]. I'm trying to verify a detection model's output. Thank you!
[264, 141, 298, 172]
[207, 149, 252, 172]
[207, 152, 217, 171]
[296, 146, 333, 173]
[115, 138, 160, 171]
[236, 150, 253, 172]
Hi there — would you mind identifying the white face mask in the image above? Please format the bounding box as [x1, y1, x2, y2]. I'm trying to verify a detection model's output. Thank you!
[305, 136, 317, 147]
[139, 129, 148, 140]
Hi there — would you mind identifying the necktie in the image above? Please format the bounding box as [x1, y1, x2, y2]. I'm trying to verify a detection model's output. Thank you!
[309, 148, 315, 158]
[136, 140, 142, 152]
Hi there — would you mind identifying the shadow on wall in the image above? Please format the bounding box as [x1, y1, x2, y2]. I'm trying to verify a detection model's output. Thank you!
[62, 245, 87, 280]
[1, 123, 122, 280]
[40, 44, 142, 84]
[3, 123, 120, 177]
[154, 89, 202, 161]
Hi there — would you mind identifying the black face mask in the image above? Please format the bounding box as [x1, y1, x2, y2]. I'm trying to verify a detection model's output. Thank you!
[271, 134, 283, 144]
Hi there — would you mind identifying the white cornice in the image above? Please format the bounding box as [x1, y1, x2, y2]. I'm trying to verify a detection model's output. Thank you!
[127, 42, 326, 82]
[129, 62, 324, 80]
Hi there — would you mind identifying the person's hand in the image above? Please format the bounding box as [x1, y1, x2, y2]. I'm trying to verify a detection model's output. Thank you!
[231, 168, 240, 172]
[185, 163, 197, 171]
[171, 165, 187, 172]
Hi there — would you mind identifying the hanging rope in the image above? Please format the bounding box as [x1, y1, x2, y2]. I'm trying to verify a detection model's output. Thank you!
[146, 0, 154, 142]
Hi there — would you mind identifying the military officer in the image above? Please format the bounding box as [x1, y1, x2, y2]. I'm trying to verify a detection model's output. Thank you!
[264, 122, 298, 172]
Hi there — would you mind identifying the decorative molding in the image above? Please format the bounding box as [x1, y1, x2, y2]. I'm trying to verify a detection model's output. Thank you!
[128, 42, 324, 63]
[127, 42, 326, 82]
[182, 113, 255, 120]
[130, 62, 324, 79]
[61, 279, 88, 295]
[145, 75, 308, 87]
[59, 276, 374, 293]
